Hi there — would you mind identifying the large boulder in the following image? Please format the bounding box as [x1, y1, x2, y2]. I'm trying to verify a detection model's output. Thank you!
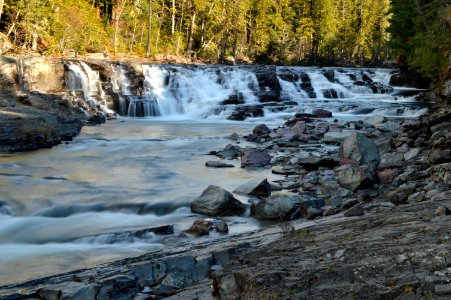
[240, 148, 271, 168]
[233, 179, 271, 197]
[336, 165, 376, 192]
[191, 185, 246, 216]
[339, 132, 380, 167]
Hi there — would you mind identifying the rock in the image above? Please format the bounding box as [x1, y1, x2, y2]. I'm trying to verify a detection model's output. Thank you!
[380, 152, 404, 168]
[312, 109, 333, 118]
[250, 195, 301, 220]
[374, 122, 401, 132]
[429, 149, 451, 164]
[205, 161, 235, 168]
[212, 144, 241, 159]
[233, 178, 271, 197]
[321, 89, 338, 99]
[185, 219, 212, 236]
[323, 70, 335, 82]
[306, 207, 322, 220]
[435, 206, 451, 216]
[323, 206, 338, 216]
[344, 203, 364, 217]
[240, 148, 272, 168]
[247, 124, 271, 141]
[214, 220, 229, 233]
[435, 283, 451, 295]
[432, 163, 451, 185]
[291, 121, 306, 136]
[387, 190, 409, 205]
[226, 133, 240, 141]
[339, 132, 380, 167]
[251, 195, 325, 220]
[336, 165, 375, 192]
[377, 169, 396, 184]
[191, 185, 246, 216]
[301, 155, 339, 170]
[363, 115, 386, 127]
[323, 131, 354, 143]
[404, 148, 421, 161]
[407, 191, 425, 203]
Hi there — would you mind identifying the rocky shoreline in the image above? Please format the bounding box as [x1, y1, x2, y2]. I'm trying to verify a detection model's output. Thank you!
[1, 103, 450, 299]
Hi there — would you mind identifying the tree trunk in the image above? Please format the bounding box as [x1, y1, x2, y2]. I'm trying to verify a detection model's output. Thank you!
[155, 4, 165, 49]
[0, 0, 4, 20]
[146, 0, 153, 58]
[186, 10, 196, 55]
[171, 0, 175, 35]
[112, 0, 128, 57]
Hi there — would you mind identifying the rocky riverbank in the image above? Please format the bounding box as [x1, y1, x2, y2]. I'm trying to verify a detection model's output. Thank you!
[0, 56, 111, 152]
[1, 103, 450, 299]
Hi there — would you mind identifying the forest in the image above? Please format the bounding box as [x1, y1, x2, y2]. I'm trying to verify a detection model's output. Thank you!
[0, 0, 449, 79]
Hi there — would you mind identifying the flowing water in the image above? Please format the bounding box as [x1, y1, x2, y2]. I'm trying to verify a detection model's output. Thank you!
[0, 64, 427, 286]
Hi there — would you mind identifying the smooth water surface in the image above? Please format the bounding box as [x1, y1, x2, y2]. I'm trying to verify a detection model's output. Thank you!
[0, 120, 279, 285]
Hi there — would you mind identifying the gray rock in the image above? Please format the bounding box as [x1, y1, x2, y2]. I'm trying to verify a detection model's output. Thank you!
[205, 161, 235, 168]
[323, 131, 354, 143]
[233, 178, 271, 197]
[374, 122, 401, 132]
[191, 185, 246, 216]
[336, 165, 375, 192]
[247, 124, 271, 141]
[404, 148, 421, 161]
[344, 203, 364, 217]
[363, 115, 387, 127]
[240, 147, 272, 168]
[250, 195, 301, 220]
[380, 152, 404, 168]
[339, 132, 380, 167]
[435, 283, 451, 295]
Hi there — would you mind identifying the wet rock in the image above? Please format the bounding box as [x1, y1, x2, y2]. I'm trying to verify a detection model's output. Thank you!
[291, 121, 306, 136]
[205, 161, 235, 168]
[185, 219, 212, 236]
[240, 148, 272, 168]
[336, 164, 375, 192]
[211, 144, 241, 160]
[321, 89, 338, 99]
[387, 190, 409, 205]
[191, 185, 246, 216]
[323, 70, 335, 82]
[312, 109, 333, 118]
[214, 220, 229, 233]
[233, 178, 271, 197]
[339, 132, 380, 167]
[295, 153, 339, 170]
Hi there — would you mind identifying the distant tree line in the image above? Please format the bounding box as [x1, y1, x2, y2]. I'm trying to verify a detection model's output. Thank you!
[0, 0, 448, 79]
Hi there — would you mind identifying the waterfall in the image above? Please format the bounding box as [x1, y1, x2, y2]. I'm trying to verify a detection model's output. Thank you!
[66, 61, 113, 114]
[68, 63, 427, 120]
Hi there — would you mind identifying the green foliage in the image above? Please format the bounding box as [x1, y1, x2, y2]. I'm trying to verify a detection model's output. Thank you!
[389, 0, 450, 78]
[4, 0, 438, 71]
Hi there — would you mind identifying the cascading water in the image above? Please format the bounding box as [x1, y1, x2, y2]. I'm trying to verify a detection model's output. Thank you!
[66, 61, 114, 114]
[74, 63, 427, 120]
